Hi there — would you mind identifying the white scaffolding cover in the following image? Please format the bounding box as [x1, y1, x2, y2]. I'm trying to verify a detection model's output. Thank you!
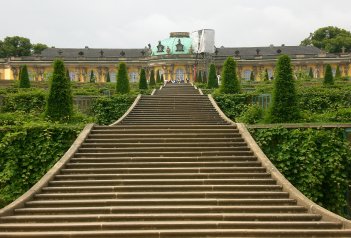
[191, 29, 215, 54]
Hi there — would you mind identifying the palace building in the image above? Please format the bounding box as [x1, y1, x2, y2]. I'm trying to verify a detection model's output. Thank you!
[0, 31, 350, 82]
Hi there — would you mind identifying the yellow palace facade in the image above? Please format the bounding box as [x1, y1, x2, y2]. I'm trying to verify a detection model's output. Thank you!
[0, 32, 351, 82]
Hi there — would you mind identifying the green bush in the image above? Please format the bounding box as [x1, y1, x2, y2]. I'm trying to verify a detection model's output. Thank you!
[213, 93, 254, 120]
[149, 70, 156, 87]
[46, 60, 73, 121]
[324, 64, 334, 86]
[2, 89, 46, 113]
[237, 104, 263, 124]
[250, 127, 351, 216]
[19, 65, 30, 88]
[268, 55, 299, 123]
[106, 72, 111, 82]
[220, 57, 240, 94]
[207, 64, 218, 89]
[0, 123, 81, 207]
[139, 68, 148, 90]
[156, 70, 161, 84]
[92, 95, 136, 125]
[116, 62, 130, 94]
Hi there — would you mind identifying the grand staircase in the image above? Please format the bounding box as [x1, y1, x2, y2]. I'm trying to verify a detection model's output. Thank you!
[0, 83, 350, 237]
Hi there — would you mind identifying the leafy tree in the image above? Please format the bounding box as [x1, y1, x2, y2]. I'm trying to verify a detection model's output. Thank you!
[106, 72, 110, 82]
[116, 62, 130, 94]
[0, 36, 32, 57]
[264, 69, 269, 81]
[66, 69, 70, 81]
[300, 26, 351, 53]
[45, 60, 73, 121]
[250, 71, 255, 81]
[220, 57, 240, 94]
[139, 68, 148, 90]
[19, 65, 30, 88]
[161, 74, 164, 83]
[156, 70, 161, 84]
[309, 67, 314, 79]
[335, 65, 341, 80]
[32, 43, 48, 54]
[149, 69, 156, 87]
[323, 64, 334, 86]
[268, 55, 299, 123]
[207, 64, 218, 89]
[203, 71, 207, 83]
[198, 71, 203, 83]
[90, 70, 95, 83]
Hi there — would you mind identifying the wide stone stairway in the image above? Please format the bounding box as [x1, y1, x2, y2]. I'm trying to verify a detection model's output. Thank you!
[0, 83, 350, 237]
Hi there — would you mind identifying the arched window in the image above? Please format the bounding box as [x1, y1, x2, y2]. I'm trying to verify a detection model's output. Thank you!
[175, 69, 184, 81]
[243, 70, 251, 80]
[129, 72, 138, 83]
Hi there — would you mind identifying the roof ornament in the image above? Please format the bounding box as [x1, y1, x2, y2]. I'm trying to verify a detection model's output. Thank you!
[341, 46, 346, 54]
[276, 49, 282, 54]
[100, 50, 104, 57]
[235, 50, 240, 56]
[78, 51, 84, 56]
[214, 47, 219, 55]
[120, 50, 125, 56]
[157, 41, 165, 53]
[166, 46, 171, 54]
[175, 39, 184, 52]
[141, 50, 146, 56]
[256, 48, 260, 56]
[58, 50, 63, 55]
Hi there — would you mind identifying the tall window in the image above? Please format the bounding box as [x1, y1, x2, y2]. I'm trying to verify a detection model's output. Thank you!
[268, 69, 273, 79]
[175, 69, 184, 81]
[110, 72, 116, 82]
[129, 72, 138, 83]
[69, 72, 76, 81]
[243, 70, 251, 80]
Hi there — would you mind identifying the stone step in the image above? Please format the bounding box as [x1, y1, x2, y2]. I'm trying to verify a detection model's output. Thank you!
[80, 142, 247, 148]
[84, 138, 244, 143]
[0, 213, 323, 223]
[34, 191, 289, 200]
[87, 133, 241, 139]
[94, 125, 236, 129]
[90, 128, 239, 134]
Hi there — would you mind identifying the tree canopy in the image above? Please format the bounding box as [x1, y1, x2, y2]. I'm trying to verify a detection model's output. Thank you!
[0, 36, 48, 58]
[300, 26, 351, 53]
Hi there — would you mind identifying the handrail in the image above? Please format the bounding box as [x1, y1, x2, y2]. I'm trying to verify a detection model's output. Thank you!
[0, 123, 95, 217]
[109, 94, 141, 126]
[208, 94, 351, 228]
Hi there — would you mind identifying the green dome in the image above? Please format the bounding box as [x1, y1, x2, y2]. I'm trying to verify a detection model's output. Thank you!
[152, 32, 193, 56]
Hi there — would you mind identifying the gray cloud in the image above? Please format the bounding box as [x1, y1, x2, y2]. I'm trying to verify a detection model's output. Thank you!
[1, 0, 350, 48]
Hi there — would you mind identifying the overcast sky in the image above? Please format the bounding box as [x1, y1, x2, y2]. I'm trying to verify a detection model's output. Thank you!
[1, 0, 350, 49]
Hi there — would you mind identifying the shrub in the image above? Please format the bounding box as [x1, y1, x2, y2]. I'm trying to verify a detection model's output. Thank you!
[0, 123, 81, 207]
[268, 55, 299, 123]
[45, 60, 73, 121]
[92, 95, 136, 125]
[90, 70, 95, 83]
[207, 64, 218, 89]
[237, 104, 263, 124]
[323, 64, 334, 86]
[149, 70, 156, 87]
[19, 65, 30, 88]
[309, 67, 314, 79]
[156, 70, 161, 84]
[335, 65, 341, 80]
[106, 72, 111, 82]
[220, 57, 240, 94]
[250, 127, 351, 216]
[139, 68, 147, 90]
[213, 93, 254, 120]
[116, 62, 130, 94]
[2, 89, 46, 113]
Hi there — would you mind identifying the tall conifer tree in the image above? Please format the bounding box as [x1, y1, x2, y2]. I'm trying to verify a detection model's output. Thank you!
[116, 62, 130, 94]
[139, 68, 148, 90]
[19, 65, 30, 88]
[207, 64, 218, 89]
[220, 57, 240, 94]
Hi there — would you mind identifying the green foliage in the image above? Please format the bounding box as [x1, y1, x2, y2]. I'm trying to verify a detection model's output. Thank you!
[116, 62, 130, 94]
[32, 43, 48, 55]
[323, 64, 334, 86]
[89, 70, 95, 83]
[203, 71, 207, 83]
[251, 127, 351, 216]
[220, 57, 240, 94]
[213, 93, 254, 120]
[335, 65, 342, 80]
[161, 74, 164, 83]
[309, 67, 314, 79]
[237, 104, 263, 124]
[198, 71, 203, 83]
[2, 89, 46, 113]
[300, 26, 351, 53]
[0, 123, 81, 207]
[92, 95, 136, 125]
[106, 72, 110, 82]
[264, 69, 269, 81]
[139, 68, 148, 90]
[207, 64, 218, 89]
[45, 60, 73, 121]
[268, 55, 299, 123]
[149, 70, 156, 87]
[0, 36, 32, 57]
[156, 70, 161, 84]
[19, 65, 30, 88]
[250, 71, 255, 81]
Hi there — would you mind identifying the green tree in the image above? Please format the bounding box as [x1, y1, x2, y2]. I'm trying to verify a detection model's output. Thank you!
[139, 68, 148, 90]
[309, 67, 314, 79]
[149, 69, 156, 87]
[250, 71, 255, 81]
[264, 69, 269, 81]
[19, 65, 30, 88]
[323, 64, 334, 86]
[207, 64, 218, 89]
[198, 71, 203, 83]
[156, 70, 161, 84]
[45, 60, 73, 121]
[220, 57, 240, 94]
[116, 62, 130, 94]
[90, 70, 95, 83]
[268, 55, 299, 123]
[0, 36, 32, 57]
[335, 65, 341, 80]
[161, 74, 164, 83]
[106, 72, 110, 82]
[300, 26, 351, 53]
[203, 71, 207, 83]
[32, 43, 48, 54]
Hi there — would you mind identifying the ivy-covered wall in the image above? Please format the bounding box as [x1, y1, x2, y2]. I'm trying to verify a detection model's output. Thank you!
[250, 127, 351, 217]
